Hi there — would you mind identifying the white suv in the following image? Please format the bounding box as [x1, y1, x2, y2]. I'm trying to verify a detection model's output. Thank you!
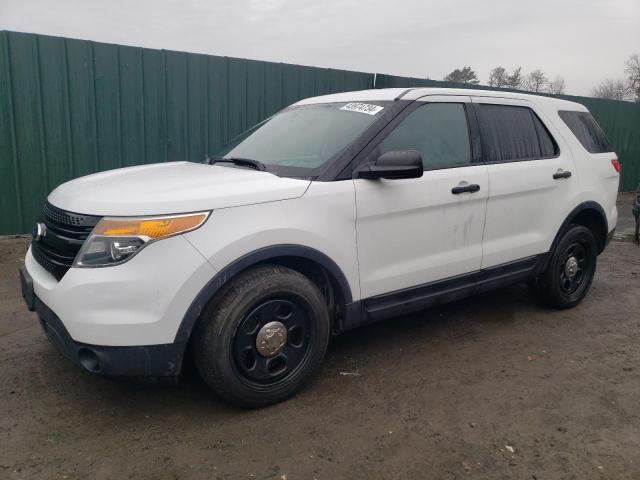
[20, 88, 619, 407]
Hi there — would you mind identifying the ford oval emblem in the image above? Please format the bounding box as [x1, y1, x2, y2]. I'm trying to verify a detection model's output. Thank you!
[32, 222, 47, 242]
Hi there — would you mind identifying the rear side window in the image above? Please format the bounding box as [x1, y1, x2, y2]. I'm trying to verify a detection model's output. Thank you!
[476, 104, 558, 162]
[377, 103, 471, 170]
[558, 111, 610, 153]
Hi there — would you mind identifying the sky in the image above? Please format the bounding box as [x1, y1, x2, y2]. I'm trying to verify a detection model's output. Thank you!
[1, 0, 638, 96]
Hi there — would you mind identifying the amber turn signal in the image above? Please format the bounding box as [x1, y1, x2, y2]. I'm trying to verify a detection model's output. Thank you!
[93, 212, 209, 240]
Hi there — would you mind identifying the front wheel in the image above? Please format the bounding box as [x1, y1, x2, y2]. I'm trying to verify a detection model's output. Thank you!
[192, 265, 330, 408]
[534, 224, 598, 309]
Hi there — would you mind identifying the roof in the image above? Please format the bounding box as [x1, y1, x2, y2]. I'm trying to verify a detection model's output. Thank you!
[295, 87, 587, 112]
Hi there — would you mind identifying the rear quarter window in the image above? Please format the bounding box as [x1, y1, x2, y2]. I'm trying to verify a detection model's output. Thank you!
[476, 104, 558, 162]
[558, 111, 610, 154]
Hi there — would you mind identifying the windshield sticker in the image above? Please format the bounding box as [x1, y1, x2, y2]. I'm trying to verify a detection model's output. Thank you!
[340, 103, 384, 115]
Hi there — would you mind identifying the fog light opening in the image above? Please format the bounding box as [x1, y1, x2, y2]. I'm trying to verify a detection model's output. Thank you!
[78, 348, 102, 373]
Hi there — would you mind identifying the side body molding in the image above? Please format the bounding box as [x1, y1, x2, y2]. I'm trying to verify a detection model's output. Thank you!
[174, 244, 354, 343]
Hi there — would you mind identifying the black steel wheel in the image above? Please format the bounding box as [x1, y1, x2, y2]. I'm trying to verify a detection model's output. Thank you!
[233, 298, 311, 384]
[193, 265, 330, 408]
[535, 224, 597, 309]
[558, 242, 590, 295]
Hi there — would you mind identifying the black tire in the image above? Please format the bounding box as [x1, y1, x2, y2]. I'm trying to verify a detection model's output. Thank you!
[535, 224, 598, 309]
[192, 265, 330, 408]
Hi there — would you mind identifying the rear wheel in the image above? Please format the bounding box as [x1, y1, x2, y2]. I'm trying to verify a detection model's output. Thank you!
[193, 265, 330, 408]
[535, 225, 597, 309]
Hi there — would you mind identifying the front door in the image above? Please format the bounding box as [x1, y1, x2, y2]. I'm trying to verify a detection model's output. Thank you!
[354, 96, 489, 300]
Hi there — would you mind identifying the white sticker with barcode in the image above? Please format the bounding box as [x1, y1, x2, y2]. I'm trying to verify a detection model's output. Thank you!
[340, 102, 384, 115]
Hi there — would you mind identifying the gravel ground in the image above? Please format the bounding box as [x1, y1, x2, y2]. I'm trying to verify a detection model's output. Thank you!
[1, 230, 639, 479]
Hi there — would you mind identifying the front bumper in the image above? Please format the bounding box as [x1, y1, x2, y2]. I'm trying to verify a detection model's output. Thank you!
[21, 265, 184, 380]
[23, 234, 216, 346]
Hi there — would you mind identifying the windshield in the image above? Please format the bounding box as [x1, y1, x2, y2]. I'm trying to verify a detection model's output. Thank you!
[214, 102, 389, 176]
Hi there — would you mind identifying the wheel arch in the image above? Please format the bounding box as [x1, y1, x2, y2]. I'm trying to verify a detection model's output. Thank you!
[175, 245, 354, 344]
[551, 201, 609, 256]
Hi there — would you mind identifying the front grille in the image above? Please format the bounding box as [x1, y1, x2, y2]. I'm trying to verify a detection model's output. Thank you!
[31, 202, 101, 280]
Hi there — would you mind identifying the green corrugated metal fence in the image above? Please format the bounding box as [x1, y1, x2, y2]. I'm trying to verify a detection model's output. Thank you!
[0, 31, 374, 234]
[2, 31, 639, 235]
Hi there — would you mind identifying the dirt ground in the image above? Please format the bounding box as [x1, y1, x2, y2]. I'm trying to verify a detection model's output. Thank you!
[1, 221, 639, 479]
[615, 192, 638, 242]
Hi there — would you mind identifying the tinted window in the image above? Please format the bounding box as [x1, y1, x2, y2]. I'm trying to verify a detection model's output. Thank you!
[476, 104, 558, 162]
[377, 103, 471, 169]
[558, 111, 610, 153]
[533, 114, 557, 158]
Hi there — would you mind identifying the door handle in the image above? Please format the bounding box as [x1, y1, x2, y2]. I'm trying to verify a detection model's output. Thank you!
[451, 183, 480, 194]
[553, 170, 572, 180]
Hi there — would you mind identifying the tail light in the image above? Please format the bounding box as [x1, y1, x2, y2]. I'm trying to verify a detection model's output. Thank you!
[611, 158, 621, 173]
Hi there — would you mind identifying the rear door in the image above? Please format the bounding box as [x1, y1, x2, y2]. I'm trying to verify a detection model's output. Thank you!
[354, 96, 489, 299]
[470, 97, 580, 268]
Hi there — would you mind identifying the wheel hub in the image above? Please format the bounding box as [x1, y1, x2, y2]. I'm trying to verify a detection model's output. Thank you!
[233, 298, 310, 384]
[256, 321, 287, 357]
[565, 256, 579, 278]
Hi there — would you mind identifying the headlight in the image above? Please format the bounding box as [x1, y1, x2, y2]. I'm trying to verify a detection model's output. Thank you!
[73, 211, 210, 268]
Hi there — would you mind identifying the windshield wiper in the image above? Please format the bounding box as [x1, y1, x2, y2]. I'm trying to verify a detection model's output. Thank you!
[205, 156, 266, 171]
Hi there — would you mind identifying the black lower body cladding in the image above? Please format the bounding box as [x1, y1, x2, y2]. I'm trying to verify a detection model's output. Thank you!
[21, 265, 184, 381]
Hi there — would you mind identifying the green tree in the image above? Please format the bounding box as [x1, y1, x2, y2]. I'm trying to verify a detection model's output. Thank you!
[443, 66, 479, 85]
[505, 67, 523, 89]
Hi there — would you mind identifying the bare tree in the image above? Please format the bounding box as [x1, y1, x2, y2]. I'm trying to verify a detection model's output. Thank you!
[505, 67, 524, 89]
[523, 69, 548, 92]
[590, 79, 630, 100]
[547, 76, 566, 95]
[443, 66, 479, 85]
[488, 67, 508, 88]
[625, 53, 640, 101]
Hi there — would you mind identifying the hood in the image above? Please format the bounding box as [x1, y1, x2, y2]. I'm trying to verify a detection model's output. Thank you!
[48, 161, 311, 216]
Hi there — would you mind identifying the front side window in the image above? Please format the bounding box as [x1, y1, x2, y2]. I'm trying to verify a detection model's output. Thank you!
[216, 102, 389, 176]
[375, 103, 472, 170]
[558, 110, 610, 153]
[476, 104, 558, 162]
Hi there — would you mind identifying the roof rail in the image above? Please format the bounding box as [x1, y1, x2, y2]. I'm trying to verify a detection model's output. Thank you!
[394, 88, 414, 101]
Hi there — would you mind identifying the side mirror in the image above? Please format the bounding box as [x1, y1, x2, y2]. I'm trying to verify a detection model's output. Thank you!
[357, 150, 423, 180]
